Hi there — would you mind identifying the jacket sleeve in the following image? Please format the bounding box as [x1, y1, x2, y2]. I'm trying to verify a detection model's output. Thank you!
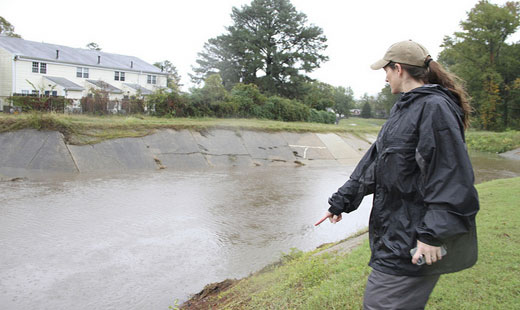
[415, 99, 479, 246]
[328, 142, 377, 215]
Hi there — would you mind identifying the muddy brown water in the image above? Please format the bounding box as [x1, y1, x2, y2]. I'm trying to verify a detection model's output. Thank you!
[0, 153, 518, 310]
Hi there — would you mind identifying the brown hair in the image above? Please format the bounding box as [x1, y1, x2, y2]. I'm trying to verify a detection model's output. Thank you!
[388, 58, 471, 129]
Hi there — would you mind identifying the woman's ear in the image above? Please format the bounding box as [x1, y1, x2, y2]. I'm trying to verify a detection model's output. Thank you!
[395, 63, 402, 74]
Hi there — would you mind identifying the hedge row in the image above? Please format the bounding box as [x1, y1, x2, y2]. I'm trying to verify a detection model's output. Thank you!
[148, 83, 336, 124]
[8, 83, 336, 124]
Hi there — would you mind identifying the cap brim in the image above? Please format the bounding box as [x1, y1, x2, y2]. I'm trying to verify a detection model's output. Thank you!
[370, 59, 390, 70]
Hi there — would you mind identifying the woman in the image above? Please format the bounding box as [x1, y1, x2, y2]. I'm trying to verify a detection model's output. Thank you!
[319, 40, 479, 309]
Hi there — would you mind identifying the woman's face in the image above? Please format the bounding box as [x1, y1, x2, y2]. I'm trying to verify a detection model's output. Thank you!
[384, 65, 401, 94]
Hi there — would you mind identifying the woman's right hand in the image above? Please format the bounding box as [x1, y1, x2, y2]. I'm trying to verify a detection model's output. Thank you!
[314, 211, 342, 226]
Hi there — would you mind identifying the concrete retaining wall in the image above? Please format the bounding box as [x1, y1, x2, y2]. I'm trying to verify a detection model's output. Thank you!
[0, 128, 375, 179]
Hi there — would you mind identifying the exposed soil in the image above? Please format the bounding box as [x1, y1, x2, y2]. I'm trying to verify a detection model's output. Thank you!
[180, 279, 238, 310]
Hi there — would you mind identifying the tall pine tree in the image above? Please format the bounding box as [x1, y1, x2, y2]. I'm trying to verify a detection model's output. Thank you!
[191, 0, 328, 98]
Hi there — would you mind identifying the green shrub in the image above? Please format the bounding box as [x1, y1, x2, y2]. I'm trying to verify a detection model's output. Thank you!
[309, 109, 336, 124]
[321, 110, 337, 124]
[230, 83, 266, 117]
[211, 100, 239, 118]
[146, 90, 195, 117]
[264, 96, 310, 122]
[9, 95, 69, 112]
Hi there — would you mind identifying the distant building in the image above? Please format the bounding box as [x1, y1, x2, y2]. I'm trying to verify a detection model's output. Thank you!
[0, 35, 168, 111]
[350, 109, 361, 116]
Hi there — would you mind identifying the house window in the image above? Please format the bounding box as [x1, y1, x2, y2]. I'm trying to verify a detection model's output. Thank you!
[32, 62, 47, 74]
[77, 67, 89, 78]
[115, 71, 125, 81]
[31, 90, 39, 95]
[21, 90, 30, 95]
[39, 63, 47, 74]
[147, 75, 157, 84]
[44, 91, 57, 97]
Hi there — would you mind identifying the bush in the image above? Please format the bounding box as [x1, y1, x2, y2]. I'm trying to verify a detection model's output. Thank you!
[309, 109, 337, 124]
[308, 109, 336, 124]
[80, 90, 110, 114]
[263, 96, 310, 122]
[211, 100, 239, 118]
[321, 110, 337, 124]
[9, 95, 70, 112]
[466, 130, 520, 153]
[121, 98, 145, 114]
[146, 90, 195, 117]
[230, 83, 266, 117]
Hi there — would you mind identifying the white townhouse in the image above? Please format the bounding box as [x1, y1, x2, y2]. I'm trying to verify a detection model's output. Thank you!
[0, 35, 168, 111]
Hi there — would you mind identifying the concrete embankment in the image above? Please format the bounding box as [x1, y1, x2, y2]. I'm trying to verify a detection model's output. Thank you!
[0, 128, 375, 180]
[499, 147, 520, 160]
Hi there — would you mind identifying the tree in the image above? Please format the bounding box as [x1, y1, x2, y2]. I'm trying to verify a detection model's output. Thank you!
[86, 42, 101, 51]
[333, 86, 354, 118]
[375, 84, 398, 118]
[302, 81, 335, 111]
[360, 94, 373, 118]
[439, 0, 520, 130]
[0, 16, 21, 38]
[361, 102, 372, 119]
[192, 0, 328, 98]
[154, 60, 182, 90]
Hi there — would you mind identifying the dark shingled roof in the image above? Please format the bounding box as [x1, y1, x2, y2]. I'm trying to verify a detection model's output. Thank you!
[0, 35, 165, 75]
[44, 76, 84, 91]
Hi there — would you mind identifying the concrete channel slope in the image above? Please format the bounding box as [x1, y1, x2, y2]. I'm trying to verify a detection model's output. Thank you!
[0, 129, 375, 179]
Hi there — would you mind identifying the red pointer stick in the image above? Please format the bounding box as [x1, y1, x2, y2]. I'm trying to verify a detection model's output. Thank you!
[314, 215, 329, 226]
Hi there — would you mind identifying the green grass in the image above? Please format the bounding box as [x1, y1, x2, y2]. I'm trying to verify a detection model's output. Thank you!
[182, 177, 520, 309]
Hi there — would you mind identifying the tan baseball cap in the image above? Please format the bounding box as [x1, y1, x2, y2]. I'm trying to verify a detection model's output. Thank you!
[370, 40, 430, 70]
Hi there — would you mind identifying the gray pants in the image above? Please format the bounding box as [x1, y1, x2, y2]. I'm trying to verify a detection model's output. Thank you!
[363, 269, 440, 310]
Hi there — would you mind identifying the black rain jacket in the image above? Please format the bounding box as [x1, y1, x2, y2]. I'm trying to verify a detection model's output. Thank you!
[328, 84, 479, 276]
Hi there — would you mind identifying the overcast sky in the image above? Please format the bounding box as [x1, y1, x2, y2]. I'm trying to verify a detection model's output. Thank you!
[1, 0, 518, 98]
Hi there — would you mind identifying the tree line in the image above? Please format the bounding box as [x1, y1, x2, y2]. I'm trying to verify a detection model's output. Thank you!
[439, 0, 520, 130]
[1, 0, 519, 129]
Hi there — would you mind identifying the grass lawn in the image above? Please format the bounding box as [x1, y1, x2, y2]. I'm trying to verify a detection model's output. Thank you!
[180, 177, 520, 310]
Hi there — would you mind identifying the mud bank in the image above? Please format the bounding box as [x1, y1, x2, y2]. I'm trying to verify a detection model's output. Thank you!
[0, 128, 375, 180]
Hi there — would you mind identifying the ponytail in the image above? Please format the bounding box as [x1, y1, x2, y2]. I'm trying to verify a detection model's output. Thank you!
[388, 58, 471, 129]
[425, 57, 471, 129]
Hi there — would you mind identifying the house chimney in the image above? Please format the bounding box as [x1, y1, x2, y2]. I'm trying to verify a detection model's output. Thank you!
[161, 65, 164, 72]
[56, 50, 59, 59]
[131, 61, 133, 68]
[98, 56, 101, 64]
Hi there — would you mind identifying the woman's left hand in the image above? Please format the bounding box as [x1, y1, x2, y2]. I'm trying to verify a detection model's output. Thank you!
[412, 240, 443, 265]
